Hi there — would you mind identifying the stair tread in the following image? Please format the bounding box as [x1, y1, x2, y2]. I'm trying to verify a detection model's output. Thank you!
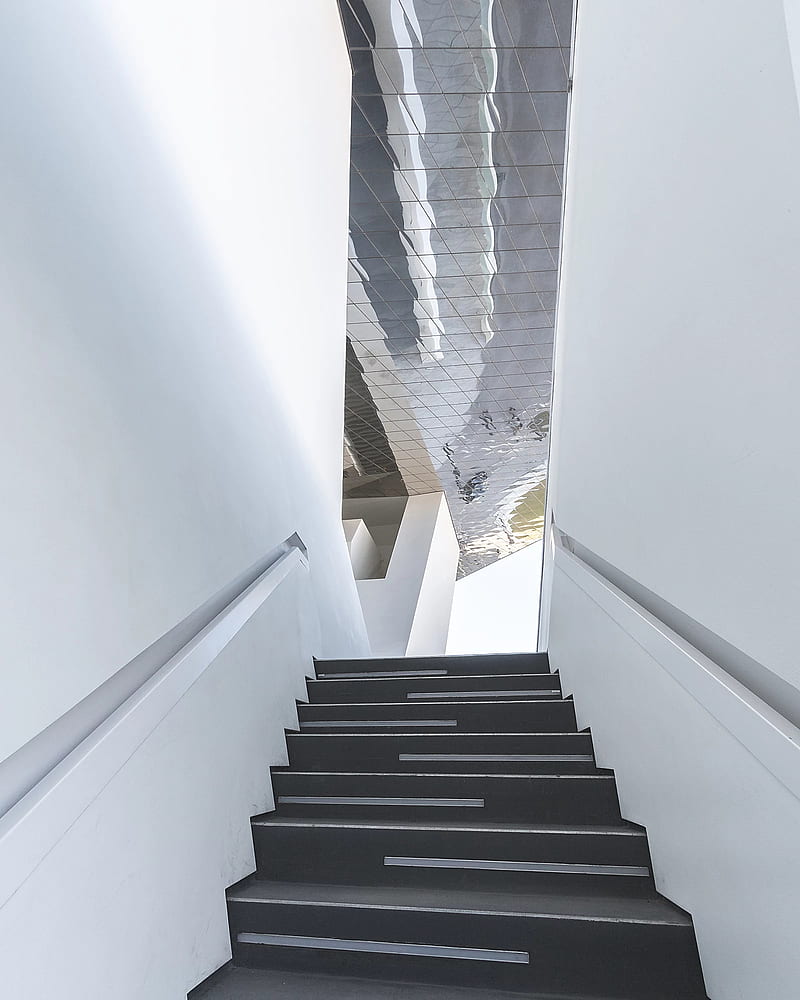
[229, 879, 689, 925]
[317, 655, 545, 665]
[300, 700, 570, 707]
[309, 672, 558, 683]
[290, 732, 585, 737]
[272, 771, 613, 778]
[191, 965, 606, 1000]
[256, 817, 642, 835]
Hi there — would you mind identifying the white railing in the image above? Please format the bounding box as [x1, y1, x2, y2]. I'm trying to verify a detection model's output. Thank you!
[0, 534, 309, 910]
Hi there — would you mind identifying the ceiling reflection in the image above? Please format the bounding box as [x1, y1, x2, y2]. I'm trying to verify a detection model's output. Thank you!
[340, 0, 572, 575]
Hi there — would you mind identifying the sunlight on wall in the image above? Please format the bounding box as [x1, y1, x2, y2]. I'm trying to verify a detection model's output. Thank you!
[446, 541, 542, 654]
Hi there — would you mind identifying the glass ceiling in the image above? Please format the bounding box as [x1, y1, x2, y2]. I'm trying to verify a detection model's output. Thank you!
[340, 0, 572, 575]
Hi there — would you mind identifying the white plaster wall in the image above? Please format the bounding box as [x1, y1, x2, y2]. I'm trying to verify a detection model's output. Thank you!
[544, 0, 800, 699]
[447, 542, 542, 655]
[406, 493, 461, 656]
[549, 562, 800, 1000]
[542, 5, 800, 996]
[343, 519, 382, 579]
[358, 493, 459, 656]
[0, 0, 367, 763]
[0, 565, 316, 1000]
[343, 496, 408, 574]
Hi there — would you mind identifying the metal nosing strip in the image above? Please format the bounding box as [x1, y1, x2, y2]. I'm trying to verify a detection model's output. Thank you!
[398, 753, 594, 762]
[300, 720, 458, 728]
[383, 857, 650, 876]
[236, 932, 528, 964]
[407, 690, 560, 699]
[317, 669, 448, 679]
[277, 795, 485, 807]
[254, 819, 644, 835]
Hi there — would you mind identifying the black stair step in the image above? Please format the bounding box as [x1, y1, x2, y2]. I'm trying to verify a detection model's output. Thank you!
[305, 672, 562, 704]
[269, 771, 622, 823]
[286, 732, 596, 774]
[228, 879, 707, 999]
[252, 817, 652, 895]
[202, 649, 708, 999]
[190, 964, 609, 1000]
[314, 653, 551, 679]
[295, 699, 577, 734]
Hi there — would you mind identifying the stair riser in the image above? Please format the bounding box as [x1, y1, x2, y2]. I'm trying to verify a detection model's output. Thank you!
[270, 772, 622, 823]
[314, 653, 551, 678]
[283, 759, 599, 775]
[229, 901, 706, 998]
[254, 825, 650, 867]
[296, 702, 576, 734]
[306, 673, 562, 704]
[287, 733, 595, 774]
[252, 826, 652, 894]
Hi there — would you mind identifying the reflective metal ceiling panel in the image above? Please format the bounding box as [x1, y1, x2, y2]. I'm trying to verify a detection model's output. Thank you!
[341, 0, 572, 575]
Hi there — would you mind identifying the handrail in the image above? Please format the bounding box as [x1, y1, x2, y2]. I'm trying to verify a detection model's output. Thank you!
[552, 526, 800, 802]
[0, 534, 309, 909]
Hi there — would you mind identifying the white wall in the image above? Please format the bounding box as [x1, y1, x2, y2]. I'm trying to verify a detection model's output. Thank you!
[343, 519, 382, 579]
[0, 559, 317, 1000]
[549, 550, 800, 1000]
[356, 493, 459, 656]
[543, 3, 800, 996]
[0, 0, 367, 764]
[544, 0, 800, 707]
[447, 542, 542, 655]
[406, 494, 461, 656]
[343, 496, 408, 575]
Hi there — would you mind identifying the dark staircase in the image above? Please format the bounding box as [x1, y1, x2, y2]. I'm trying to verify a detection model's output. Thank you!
[192, 653, 708, 999]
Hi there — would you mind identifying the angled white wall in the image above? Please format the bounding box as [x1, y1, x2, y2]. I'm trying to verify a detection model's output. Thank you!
[0, 0, 367, 764]
[543, 3, 800, 997]
[343, 519, 382, 579]
[353, 493, 459, 656]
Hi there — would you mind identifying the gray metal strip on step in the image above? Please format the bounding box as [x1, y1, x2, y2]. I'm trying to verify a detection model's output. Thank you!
[383, 857, 650, 877]
[317, 669, 448, 679]
[398, 753, 594, 762]
[277, 796, 485, 807]
[406, 690, 560, 700]
[300, 720, 458, 728]
[236, 932, 529, 964]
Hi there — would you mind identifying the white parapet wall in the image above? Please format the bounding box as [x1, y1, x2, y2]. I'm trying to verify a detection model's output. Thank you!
[548, 534, 800, 1000]
[349, 493, 460, 657]
[0, 545, 321, 1000]
[542, 2, 800, 996]
[343, 519, 382, 579]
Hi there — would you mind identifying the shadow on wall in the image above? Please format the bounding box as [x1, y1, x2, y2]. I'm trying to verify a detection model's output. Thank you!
[447, 541, 543, 655]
